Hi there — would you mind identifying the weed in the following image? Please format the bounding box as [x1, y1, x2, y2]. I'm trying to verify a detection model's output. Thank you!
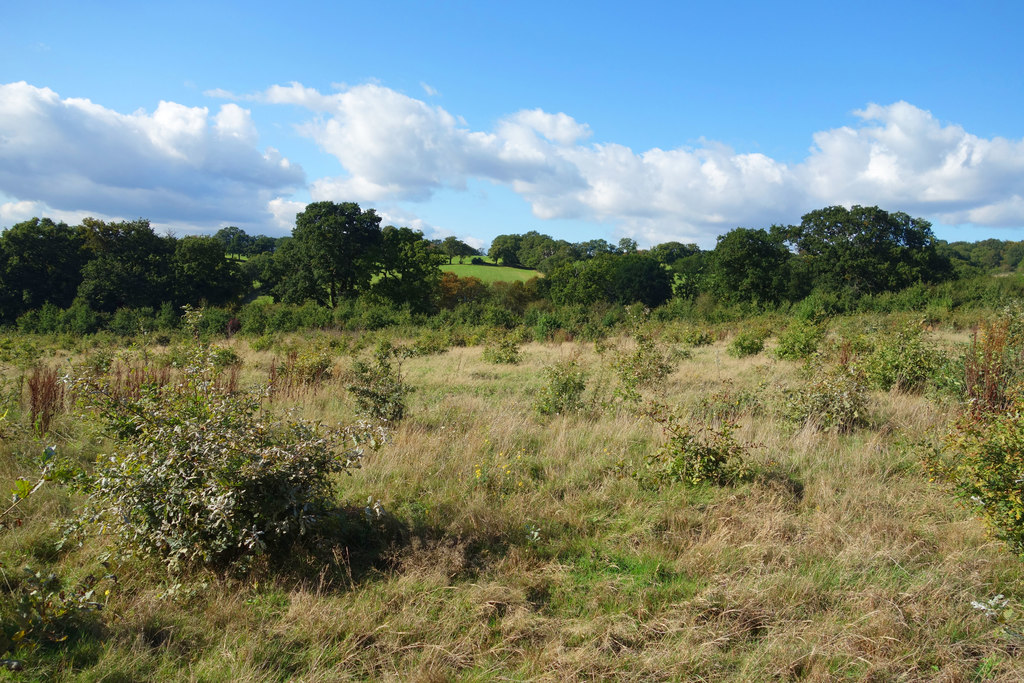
[728, 329, 768, 358]
[773, 321, 825, 360]
[482, 331, 522, 364]
[784, 364, 869, 432]
[862, 326, 941, 392]
[26, 365, 65, 435]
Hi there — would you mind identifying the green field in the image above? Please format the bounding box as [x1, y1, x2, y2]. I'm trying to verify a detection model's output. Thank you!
[441, 261, 543, 283]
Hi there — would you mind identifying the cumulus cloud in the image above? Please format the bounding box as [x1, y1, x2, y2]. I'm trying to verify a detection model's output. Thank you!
[234, 82, 1024, 243]
[0, 81, 304, 230]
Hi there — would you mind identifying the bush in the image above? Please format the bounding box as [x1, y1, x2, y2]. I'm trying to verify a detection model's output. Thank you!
[773, 322, 825, 360]
[346, 341, 411, 424]
[534, 360, 587, 416]
[482, 332, 522, 365]
[681, 327, 714, 347]
[728, 329, 768, 358]
[862, 326, 941, 392]
[608, 306, 674, 405]
[626, 404, 752, 489]
[72, 337, 384, 572]
[784, 365, 869, 433]
[935, 402, 1024, 556]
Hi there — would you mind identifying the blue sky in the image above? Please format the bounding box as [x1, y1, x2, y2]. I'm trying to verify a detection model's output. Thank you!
[2, 0, 1023, 248]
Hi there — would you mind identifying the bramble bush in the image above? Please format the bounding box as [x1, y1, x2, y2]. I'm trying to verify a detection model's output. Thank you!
[773, 321, 825, 360]
[607, 306, 674, 406]
[534, 359, 587, 416]
[482, 331, 522, 365]
[784, 364, 869, 433]
[70, 316, 385, 573]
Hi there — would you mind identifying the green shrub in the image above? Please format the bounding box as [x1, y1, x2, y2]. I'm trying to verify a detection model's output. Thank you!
[681, 327, 714, 347]
[534, 360, 587, 416]
[626, 405, 752, 489]
[346, 341, 411, 424]
[862, 326, 941, 392]
[71, 339, 384, 572]
[784, 365, 869, 432]
[935, 402, 1024, 556]
[482, 332, 522, 365]
[773, 322, 825, 360]
[728, 329, 767, 358]
[608, 307, 674, 405]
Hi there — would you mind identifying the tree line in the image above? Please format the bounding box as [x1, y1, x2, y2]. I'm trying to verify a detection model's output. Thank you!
[1, 201, 1021, 332]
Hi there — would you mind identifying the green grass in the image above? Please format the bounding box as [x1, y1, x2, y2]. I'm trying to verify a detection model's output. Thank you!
[441, 262, 543, 283]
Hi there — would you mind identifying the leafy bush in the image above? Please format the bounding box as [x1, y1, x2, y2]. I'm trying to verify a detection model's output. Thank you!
[935, 403, 1024, 556]
[346, 341, 411, 424]
[482, 332, 522, 365]
[784, 365, 869, 432]
[627, 404, 752, 489]
[862, 326, 941, 392]
[72, 340, 384, 572]
[681, 327, 714, 347]
[534, 359, 587, 416]
[773, 322, 825, 360]
[608, 307, 674, 405]
[728, 329, 768, 358]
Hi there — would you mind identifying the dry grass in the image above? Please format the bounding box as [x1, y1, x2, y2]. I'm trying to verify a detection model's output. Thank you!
[3, 324, 1024, 680]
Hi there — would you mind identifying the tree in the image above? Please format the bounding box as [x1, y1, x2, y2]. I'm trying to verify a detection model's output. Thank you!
[488, 234, 522, 266]
[213, 226, 254, 258]
[373, 226, 446, 312]
[782, 205, 950, 296]
[76, 218, 173, 312]
[0, 217, 86, 322]
[286, 202, 383, 307]
[172, 236, 245, 307]
[708, 227, 791, 307]
[440, 236, 477, 264]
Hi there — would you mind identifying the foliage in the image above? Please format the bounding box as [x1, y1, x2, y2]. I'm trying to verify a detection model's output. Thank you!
[728, 329, 768, 358]
[1, 447, 114, 668]
[607, 307, 674, 405]
[534, 359, 587, 416]
[681, 327, 714, 347]
[935, 402, 1024, 557]
[708, 227, 791, 306]
[784, 364, 869, 432]
[959, 308, 1024, 415]
[346, 341, 411, 424]
[862, 326, 941, 392]
[482, 331, 522, 365]
[627, 404, 752, 489]
[773, 321, 825, 360]
[781, 205, 951, 296]
[71, 337, 384, 572]
[284, 201, 384, 307]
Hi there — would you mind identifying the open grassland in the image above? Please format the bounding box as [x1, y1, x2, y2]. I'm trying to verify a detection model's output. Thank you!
[2, 317, 1024, 681]
[440, 262, 543, 283]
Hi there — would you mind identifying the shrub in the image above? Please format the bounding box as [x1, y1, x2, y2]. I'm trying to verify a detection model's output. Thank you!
[728, 329, 767, 358]
[346, 341, 411, 424]
[862, 326, 941, 392]
[773, 322, 825, 360]
[534, 360, 587, 416]
[627, 404, 752, 489]
[482, 332, 522, 365]
[935, 402, 1024, 556]
[681, 327, 714, 347]
[784, 365, 869, 433]
[608, 306, 674, 405]
[72, 338, 385, 572]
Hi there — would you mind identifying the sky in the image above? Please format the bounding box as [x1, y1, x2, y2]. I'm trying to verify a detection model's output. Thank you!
[2, 0, 1023, 250]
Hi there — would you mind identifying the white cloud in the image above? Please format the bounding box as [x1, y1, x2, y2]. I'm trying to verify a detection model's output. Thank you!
[0, 81, 304, 231]
[246, 83, 1024, 244]
[420, 82, 438, 97]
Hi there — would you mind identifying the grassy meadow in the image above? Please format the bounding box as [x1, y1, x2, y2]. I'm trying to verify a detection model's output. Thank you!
[2, 313, 1024, 681]
[440, 261, 543, 283]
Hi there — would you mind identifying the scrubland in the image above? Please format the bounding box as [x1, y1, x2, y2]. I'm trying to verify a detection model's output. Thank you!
[2, 312, 1024, 681]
